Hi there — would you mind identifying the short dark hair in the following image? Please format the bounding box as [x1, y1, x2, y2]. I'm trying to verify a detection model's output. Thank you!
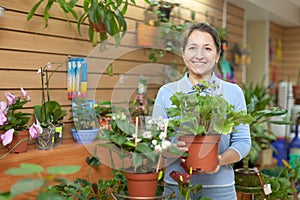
[182, 23, 221, 54]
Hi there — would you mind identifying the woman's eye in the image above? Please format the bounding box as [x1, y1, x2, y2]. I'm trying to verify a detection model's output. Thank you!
[204, 47, 212, 51]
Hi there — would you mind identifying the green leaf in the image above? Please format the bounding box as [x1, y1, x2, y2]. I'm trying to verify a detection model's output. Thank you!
[27, 0, 45, 21]
[11, 179, 45, 197]
[46, 165, 81, 175]
[5, 163, 44, 175]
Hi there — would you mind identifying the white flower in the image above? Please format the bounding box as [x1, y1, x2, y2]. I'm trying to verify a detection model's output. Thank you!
[152, 139, 158, 146]
[161, 140, 171, 150]
[155, 145, 162, 152]
[37, 68, 42, 74]
[46, 62, 52, 68]
[120, 112, 126, 120]
[159, 131, 167, 140]
[142, 131, 152, 139]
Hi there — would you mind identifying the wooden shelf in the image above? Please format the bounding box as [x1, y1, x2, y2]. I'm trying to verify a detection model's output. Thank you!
[0, 138, 113, 193]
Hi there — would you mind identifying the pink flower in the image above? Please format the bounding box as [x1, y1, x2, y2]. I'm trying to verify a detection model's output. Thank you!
[4, 92, 16, 105]
[0, 129, 14, 146]
[29, 123, 43, 138]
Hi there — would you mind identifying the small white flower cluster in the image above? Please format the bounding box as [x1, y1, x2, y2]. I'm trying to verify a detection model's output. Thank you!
[145, 117, 171, 153]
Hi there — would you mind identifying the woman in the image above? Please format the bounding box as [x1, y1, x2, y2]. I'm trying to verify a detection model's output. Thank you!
[152, 23, 251, 199]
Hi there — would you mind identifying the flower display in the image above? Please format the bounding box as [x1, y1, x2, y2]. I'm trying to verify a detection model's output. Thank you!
[166, 80, 254, 136]
[99, 108, 182, 173]
[0, 88, 43, 146]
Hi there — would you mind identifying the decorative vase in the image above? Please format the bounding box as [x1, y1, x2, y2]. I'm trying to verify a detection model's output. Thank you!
[179, 134, 220, 174]
[124, 171, 159, 198]
[53, 123, 64, 146]
[71, 128, 99, 144]
[7, 130, 29, 153]
[36, 124, 55, 150]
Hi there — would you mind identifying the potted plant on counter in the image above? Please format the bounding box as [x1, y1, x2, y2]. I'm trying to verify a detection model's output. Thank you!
[34, 62, 67, 148]
[98, 107, 182, 199]
[166, 80, 255, 174]
[71, 98, 99, 144]
[0, 88, 43, 154]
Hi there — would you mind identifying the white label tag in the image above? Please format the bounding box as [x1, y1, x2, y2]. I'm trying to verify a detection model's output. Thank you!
[264, 183, 272, 195]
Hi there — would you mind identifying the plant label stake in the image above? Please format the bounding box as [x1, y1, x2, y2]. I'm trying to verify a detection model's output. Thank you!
[256, 168, 272, 196]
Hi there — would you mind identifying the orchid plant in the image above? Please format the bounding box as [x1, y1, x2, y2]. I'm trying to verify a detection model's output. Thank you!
[0, 88, 43, 147]
[34, 62, 67, 128]
[166, 80, 254, 136]
[98, 108, 182, 173]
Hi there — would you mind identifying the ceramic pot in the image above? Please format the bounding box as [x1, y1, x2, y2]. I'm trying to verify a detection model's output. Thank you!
[125, 171, 159, 198]
[71, 128, 99, 144]
[179, 134, 220, 174]
[89, 18, 106, 32]
[234, 168, 262, 194]
[7, 130, 29, 153]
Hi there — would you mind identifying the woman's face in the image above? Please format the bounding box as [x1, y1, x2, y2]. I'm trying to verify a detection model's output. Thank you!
[183, 30, 220, 81]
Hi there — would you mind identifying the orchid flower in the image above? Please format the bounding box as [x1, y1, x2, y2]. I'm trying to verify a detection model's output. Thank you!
[0, 129, 14, 146]
[0, 101, 8, 125]
[4, 92, 16, 105]
[29, 123, 43, 139]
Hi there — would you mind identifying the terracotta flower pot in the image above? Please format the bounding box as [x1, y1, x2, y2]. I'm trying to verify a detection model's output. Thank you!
[7, 130, 29, 153]
[89, 18, 106, 33]
[125, 171, 159, 198]
[179, 134, 220, 174]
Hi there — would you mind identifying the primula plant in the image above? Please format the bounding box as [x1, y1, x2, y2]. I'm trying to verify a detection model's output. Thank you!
[98, 108, 182, 173]
[0, 88, 43, 146]
[166, 80, 254, 136]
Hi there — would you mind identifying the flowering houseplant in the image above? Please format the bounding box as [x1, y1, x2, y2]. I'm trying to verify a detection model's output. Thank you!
[166, 80, 254, 136]
[98, 107, 182, 173]
[0, 88, 43, 148]
[34, 62, 67, 128]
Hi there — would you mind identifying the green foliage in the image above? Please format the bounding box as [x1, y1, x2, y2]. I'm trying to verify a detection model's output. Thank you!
[72, 98, 99, 130]
[34, 101, 67, 127]
[27, 0, 79, 28]
[1, 163, 80, 199]
[167, 80, 254, 136]
[241, 78, 292, 169]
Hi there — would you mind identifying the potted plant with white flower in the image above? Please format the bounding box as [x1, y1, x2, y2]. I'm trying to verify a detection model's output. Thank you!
[34, 62, 67, 149]
[0, 88, 43, 155]
[166, 80, 255, 174]
[98, 107, 182, 199]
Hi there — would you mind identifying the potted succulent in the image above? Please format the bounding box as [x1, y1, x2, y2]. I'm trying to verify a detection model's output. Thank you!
[34, 62, 67, 148]
[71, 98, 99, 144]
[98, 107, 183, 198]
[0, 88, 43, 154]
[166, 80, 255, 174]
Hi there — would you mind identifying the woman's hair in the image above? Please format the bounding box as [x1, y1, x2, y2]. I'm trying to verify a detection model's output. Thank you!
[182, 23, 221, 54]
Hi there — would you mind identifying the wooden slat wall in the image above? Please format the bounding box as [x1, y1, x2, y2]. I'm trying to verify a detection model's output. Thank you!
[282, 27, 300, 84]
[0, 0, 245, 149]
